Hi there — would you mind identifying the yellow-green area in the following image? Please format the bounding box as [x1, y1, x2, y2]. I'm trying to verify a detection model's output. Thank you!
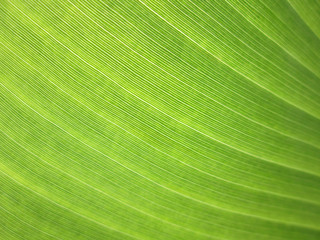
[1, 0, 320, 239]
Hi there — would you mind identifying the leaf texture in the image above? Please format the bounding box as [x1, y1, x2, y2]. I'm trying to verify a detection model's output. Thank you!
[0, 0, 320, 239]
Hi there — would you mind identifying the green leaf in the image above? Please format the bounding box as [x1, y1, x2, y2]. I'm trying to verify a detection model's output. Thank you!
[1, 0, 320, 239]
